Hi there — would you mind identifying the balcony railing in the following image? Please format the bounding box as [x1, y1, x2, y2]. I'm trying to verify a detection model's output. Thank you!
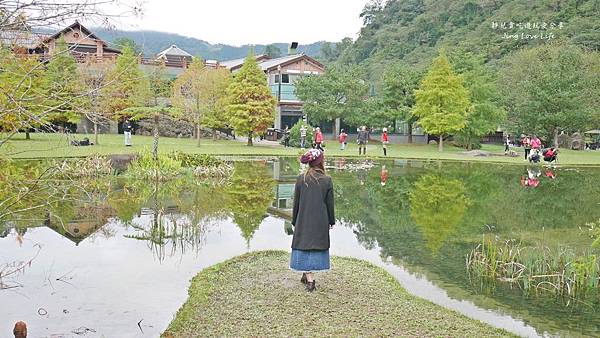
[28, 52, 192, 69]
[270, 84, 299, 102]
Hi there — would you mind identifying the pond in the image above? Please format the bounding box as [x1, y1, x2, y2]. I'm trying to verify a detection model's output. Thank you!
[1, 157, 600, 337]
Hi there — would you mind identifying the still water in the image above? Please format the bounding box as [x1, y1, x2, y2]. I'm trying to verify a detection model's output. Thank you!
[1, 158, 600, 337]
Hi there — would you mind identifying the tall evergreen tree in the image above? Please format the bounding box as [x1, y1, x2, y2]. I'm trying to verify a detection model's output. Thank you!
[382, 64, 422, 143]
[449, 51, 506, 150]
[225, 51, 275, 146]
[100, 45, 150, 121]
[44, 37, 87, 125]
[413, 52, 471, 151]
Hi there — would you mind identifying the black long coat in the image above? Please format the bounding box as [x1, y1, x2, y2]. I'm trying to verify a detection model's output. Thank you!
[291, 171, 335, 251]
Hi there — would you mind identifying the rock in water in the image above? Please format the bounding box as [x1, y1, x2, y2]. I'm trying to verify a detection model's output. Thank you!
[461, 150, 491, 157]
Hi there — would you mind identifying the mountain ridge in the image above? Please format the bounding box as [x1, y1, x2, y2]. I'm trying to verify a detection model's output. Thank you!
[91, 28, 328, 60]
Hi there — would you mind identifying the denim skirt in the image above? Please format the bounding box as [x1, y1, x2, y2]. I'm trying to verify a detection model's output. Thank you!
[290, 249, 330, 272]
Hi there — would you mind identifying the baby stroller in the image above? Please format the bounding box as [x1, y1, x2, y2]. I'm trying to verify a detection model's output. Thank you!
[542, 148, 558, 163]
[528, 149, 541, 163]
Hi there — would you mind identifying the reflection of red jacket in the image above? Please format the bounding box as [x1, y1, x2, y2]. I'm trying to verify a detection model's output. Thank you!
[315, 131, 323, 143]
[382, 132, 388, 142]
[380, 169, 388, 184]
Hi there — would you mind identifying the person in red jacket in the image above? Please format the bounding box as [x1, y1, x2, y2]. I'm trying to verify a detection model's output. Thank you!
[314, 127, 324, 151]
[338, 129, 348, 150]
[381, 127, 389, 156]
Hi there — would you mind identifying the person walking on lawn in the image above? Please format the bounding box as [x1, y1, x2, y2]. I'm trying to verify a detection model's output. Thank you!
[338, 129, 348, 150]
[314, 127, 324, 151]
[381, 127, 389, 156]
[357, 126, 368, 155]
[300, 125, 307, 149]
[123, 119, 133, 146]
[522, 135, 531, 161]
[531, 135, 542, 151]
[290, 148, 335, 292]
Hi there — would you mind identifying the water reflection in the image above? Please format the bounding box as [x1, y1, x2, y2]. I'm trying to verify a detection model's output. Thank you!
[1, 158, 600, 337]
[409, 174, 470, 254]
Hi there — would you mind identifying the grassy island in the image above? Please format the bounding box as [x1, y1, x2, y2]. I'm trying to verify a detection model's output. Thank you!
[163, 251, 514, 337]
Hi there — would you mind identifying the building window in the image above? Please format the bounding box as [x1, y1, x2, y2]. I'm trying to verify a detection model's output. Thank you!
[274, 74, 290, 84]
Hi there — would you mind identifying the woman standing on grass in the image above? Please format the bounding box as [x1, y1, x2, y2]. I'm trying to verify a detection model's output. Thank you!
[290, 148, 335, 292]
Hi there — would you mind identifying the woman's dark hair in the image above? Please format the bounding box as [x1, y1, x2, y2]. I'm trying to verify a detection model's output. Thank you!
[303, 161, 325, 185]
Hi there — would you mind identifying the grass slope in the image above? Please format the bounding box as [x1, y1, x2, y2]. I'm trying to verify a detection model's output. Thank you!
[2, 133, 600, 165]
[163, 251, 514, 337]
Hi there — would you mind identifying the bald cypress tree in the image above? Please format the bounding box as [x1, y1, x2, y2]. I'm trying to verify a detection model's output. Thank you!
[100, 45, 149, 121]
[44, 37, 87, 125]
[413, 52, 471, 152]
[225, 52, 275, 146]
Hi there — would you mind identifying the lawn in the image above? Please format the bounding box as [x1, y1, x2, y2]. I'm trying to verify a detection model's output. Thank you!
[2, 132, 600, 165]
[163, 251, 514, 337]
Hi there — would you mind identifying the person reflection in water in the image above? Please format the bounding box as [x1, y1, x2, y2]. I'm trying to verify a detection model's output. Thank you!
[290, 148, 335, 292]
[520, 167, 541, 188]
[380, 164, 388, 186]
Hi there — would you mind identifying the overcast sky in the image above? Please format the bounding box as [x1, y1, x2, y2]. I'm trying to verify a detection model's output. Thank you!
[115, 0, 367, 45]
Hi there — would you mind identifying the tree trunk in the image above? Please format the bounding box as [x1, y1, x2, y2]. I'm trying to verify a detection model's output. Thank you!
[94, 122, 99, 145]
[333, 118, 340, 139]
[212, 129, 217, 141]
[153, 113, 160, 162]
[25, 130, 30, 140]
[553, 128, 559, 148]
[196, 122, 201, 146]
[466, 134, 472, 150]
[438, 135, 444, 152]
[247, 132, 253, 146]
[407, 123, 413, 144]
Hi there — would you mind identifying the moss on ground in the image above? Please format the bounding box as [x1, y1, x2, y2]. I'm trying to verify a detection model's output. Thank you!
[163, 251, 514, 337]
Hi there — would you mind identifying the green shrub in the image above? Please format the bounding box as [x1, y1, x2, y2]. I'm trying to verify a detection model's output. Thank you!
[286, 120, 313, 148]
[127, 151, 182, 181]
[452, 134, 481, 150]
[170, 152, 223, 168]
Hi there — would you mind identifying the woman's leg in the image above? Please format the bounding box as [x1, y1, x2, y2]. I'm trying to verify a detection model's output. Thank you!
[305, 272, 314, 282]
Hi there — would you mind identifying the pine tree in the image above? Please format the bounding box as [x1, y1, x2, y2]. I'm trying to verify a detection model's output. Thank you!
[44, 37, 88, 125]
[172, 58, 231, 145]
[0, 48, 46, 141]
[100, 45, 150, 120]
[225, 51, 275, 146]
[413, 52, 471, 151]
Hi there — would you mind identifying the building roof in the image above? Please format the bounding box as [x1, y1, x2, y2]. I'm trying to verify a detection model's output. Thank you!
[258, 53, 325, 73]
[217, 53, 325, 73]
[156, 44, 192, 58]
[0, 30, 47, 49]
[220, 54, 270, 70]
[42, 21, 105, 45]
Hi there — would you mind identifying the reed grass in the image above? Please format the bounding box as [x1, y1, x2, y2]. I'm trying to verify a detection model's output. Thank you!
[466, 236, 600, 302]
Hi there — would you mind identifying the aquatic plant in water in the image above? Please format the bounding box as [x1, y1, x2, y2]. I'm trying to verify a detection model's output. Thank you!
[126, 151, 232, 182]
[466, 235, 600, 304]
[54, 155, 113, 178]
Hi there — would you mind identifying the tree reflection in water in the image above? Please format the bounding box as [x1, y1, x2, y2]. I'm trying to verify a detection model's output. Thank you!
[224, 161, 275, 244]
[409, 174, 470, 254]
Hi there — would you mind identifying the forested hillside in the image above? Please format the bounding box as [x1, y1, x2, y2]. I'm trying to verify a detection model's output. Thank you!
[336, 0, 600, 75]
[92, 28, 325, 60]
